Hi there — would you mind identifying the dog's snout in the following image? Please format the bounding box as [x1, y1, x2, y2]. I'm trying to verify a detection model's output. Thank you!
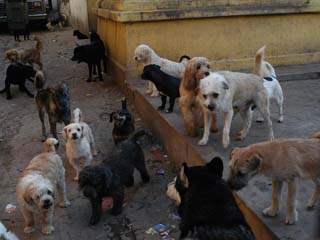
[208, 104, 215, 111]
[205, 72, 210, 76]
[72, 133, 78, 139]
[43, 199, 52, 209]
[134, 56, 138, 61]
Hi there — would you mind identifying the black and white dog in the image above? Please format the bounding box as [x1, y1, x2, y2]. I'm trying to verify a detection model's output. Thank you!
[110, 98, 135, 144]
[46, 14, 67, 31]
[78, 130, 150, 225]
[141, 64, 181, 113]
[166, 157, 255, 240]
[0, 62, 38, 99]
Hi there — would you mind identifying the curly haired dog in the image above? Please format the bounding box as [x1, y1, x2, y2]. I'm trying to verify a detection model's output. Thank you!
[166, 157, 255, 239]
[254, 46, 284, 123]
[179, 57, 217, 137]
[79, 130, 150, 225]
[134, 44, 188, 97]
[16, 138, 70, 235]
[4, 36, 43, 69]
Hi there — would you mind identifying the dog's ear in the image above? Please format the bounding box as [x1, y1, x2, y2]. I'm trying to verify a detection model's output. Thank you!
[206, 156, 224, 178]
[23, 187, 34, 205]
[109, 112, 115, 122]
[230, 147, 240, 159]
[247, 154, 262, 171]
[222, 81, 229, 90]
[180, 163, 189, 188]
[182, 60, 197, 91]
[63, 126, 68, 140]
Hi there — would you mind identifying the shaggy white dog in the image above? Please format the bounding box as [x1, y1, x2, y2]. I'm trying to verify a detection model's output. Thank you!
[16, 138, 70, 235]
[73, 108, 97, 156]
[254, 46, 284, 123]
[63, 123, 92, 181]
[134, 44, 187, 97]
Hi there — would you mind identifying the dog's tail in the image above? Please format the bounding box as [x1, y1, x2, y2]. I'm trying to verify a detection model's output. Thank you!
[73, 108, 83, 123]
[253, 45, 265, 77]
[34, 36, 43, 52]
[122, 97, 127, 110]
[35, 71, 45, 90]
[44, 138, 58, 152]
[0, 220, 19, 240]
[310, 132, 320, 139]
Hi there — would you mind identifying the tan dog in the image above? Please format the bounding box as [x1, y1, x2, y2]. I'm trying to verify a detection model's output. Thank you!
[16, 138, 70, 235]
[4, 36, 43, 69]
[179, 57, 217, 137]
[228, 136, 320, 225]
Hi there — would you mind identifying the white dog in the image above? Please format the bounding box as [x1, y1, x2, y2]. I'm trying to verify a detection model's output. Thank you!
[63, 123, 92, 181]
[0, 220, 19, 240]
[73, 108, 97, 156]
[197, 70, 274, 148]
[16, 138, 70, 235]
[254, 46, 284, 123]
[134, 44, 188, 97]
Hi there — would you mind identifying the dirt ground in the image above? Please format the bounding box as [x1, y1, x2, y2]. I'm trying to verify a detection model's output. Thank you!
[0, 28, 180, 239]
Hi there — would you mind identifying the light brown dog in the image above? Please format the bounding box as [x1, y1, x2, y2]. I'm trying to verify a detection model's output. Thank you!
[179, 57, 217, 137]
[228, 136, 320, 225]
[16, 138, 70, 235]
[4, 36, 43, 69]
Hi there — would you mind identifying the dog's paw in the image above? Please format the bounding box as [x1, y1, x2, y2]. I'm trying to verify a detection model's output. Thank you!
[73, 176, 79, 181]
[165, 108, 173, 113]
[86, 78, 92, 83]
[285, 211, 298, 225]
[236, 131, 246, 141]
[59, 200, 71, 208]
[198, 138, 208, 146]
[256, 117, 264, 123]
[262, 206, 279, 217]
[222, 137, 230, 148]
[278, 117, 284, 123]
[306, 203, 316, 211]
[157, 106, 165, 111]
[42, 225, 55, 235]
[24, 226, 35, 234]
[151, 92, 159, 97]
[146, 89, 152, 95]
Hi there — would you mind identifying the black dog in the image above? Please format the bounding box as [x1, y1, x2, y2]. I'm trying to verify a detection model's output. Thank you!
[71, 41, 103, 82]
[110, 98, 135, 144]
[90, 31, 108, 74]
[166, 157, 255, 240]
[141, 64, 181, 113]
[79, 130, 150, 225]
[13, 26, 30, 41]
[73, 30, 89, 40]
[0, 62, 36, 99]
[35, 83, 71, 141]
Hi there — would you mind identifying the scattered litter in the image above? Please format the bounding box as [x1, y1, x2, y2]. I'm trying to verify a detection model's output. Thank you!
[5, 204, 16, 214]
[145, 227, 158, 235]
[86, 93, 93, 97]
[150, 150, 163, 160]
[52, 39, 57, 42]
[169, 213, 181, 221]
[164, 155, 168, 158]
[146, 223, 175, 238]
[102, 197, 113, 212]
[156, 168, 165, 175]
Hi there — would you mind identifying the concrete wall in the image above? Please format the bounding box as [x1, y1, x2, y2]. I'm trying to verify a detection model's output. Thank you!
[69, 0, 96, 34]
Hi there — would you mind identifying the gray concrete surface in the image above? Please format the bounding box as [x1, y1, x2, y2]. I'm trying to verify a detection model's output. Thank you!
[0, 29, 180, 240]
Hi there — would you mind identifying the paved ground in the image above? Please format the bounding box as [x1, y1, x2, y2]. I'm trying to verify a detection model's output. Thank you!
[129, 66, 320, 239]
[0, 29, 180, 239]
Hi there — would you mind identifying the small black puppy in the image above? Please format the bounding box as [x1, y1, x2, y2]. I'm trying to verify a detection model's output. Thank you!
[166, 157, 255, 240]
[110, 98, 135, 144]
[90, 31, 108, 74]
[73, 30, 89, 39]
[0, 62, 36, 99]
[71, 42, 103, 82]
[79, 130, 150, 225]
[14, 26, 30, 41]
[141, 64, 181, 113]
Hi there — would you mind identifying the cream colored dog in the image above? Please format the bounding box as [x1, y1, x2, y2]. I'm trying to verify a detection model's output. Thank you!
[73, 108, 97, 156]
[63, 123, 92, 181]
[197, 70, 274, 148]
[16, 138, 70, 235]
[228, 136, 320, 225]
[134, 44, 187, 97]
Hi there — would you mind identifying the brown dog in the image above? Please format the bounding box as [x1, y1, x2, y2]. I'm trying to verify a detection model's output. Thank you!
[4, 36, 43, 69]
[179, 57, 217, 137]
[228, 136, 320, 225]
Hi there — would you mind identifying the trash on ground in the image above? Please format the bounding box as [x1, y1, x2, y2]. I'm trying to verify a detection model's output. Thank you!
[102, 197, 113, 212]
[169, 213, 181, 221]
[5, 204, 16, 214]
[146, 223, 175, 239]
[156, 168, 165, 175]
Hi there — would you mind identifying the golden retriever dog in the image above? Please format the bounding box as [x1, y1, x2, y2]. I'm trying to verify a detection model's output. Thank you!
[228, 135, 320, 225]
[16, 138, 70, 235]
[179, 57, 217, 137]
[4, 36, 43, 69]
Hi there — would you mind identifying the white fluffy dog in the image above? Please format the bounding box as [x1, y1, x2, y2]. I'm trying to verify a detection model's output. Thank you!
[63, 123, 92, 181]
[16, 138, 70, 235]
[197, 70, 274, 148]
[0, 220, 19, 240]
[134, 44, 187, 97]
[254, 46, 284, 123]
[73, 108, 97, 156]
